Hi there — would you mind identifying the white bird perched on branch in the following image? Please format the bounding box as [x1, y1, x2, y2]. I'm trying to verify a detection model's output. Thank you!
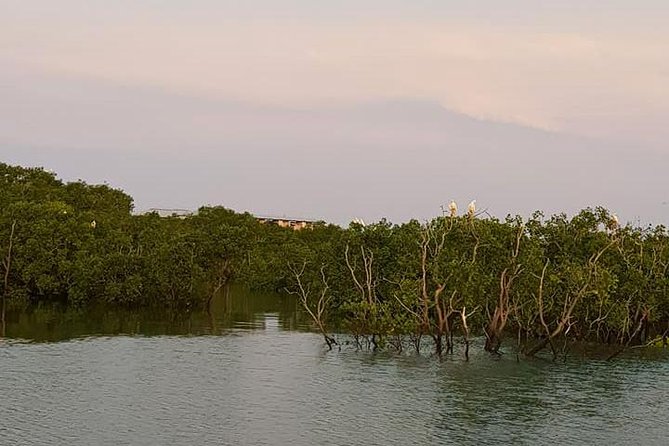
[448, 200, 457, 217]
[467, 200, 476, 218]
[607, 214, 620, 232]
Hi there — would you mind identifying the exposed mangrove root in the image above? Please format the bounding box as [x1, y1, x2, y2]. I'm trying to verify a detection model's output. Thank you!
[606, 309, 649, 361]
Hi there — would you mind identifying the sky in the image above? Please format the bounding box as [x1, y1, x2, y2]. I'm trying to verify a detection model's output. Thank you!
[1, 1, 668, 225]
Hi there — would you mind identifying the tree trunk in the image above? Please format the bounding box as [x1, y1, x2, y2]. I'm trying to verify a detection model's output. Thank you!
[606, 309, 649, 361]
[525, 319, 567, 357]
[461, 308, 471, 361]
[2, 220, 17, 338]
[484, 311, 505, 353]
[433, 333, 443, 357]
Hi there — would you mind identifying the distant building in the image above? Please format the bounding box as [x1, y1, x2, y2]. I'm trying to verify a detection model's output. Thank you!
[140, 208, 317, 229]
[255, 215, 315, 230]
[144, 208, 194, 218]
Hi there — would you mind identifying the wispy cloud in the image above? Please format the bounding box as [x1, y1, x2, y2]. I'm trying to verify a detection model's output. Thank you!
[2, 4, 668, 142]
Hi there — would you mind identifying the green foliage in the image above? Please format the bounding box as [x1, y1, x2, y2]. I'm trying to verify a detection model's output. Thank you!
[1, 162, 668, 354]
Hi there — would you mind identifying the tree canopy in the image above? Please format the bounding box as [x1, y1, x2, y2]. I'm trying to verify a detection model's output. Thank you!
[2, 162, 668, 356]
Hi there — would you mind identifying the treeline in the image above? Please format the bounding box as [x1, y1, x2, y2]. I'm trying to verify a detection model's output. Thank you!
[0, 162, 326, 307]
[2, 162, 668, 356]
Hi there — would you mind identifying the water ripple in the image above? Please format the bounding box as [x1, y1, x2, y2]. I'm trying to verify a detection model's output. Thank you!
[1, 333, 667, 445]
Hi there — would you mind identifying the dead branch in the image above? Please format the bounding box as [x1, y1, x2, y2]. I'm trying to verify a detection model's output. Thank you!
[287, 261, 337, 350]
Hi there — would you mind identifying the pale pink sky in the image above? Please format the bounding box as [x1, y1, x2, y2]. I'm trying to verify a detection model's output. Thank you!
[2, 1, 668, 224]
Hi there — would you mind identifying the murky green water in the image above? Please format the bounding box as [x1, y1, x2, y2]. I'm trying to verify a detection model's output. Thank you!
[1, 289, 668, 445]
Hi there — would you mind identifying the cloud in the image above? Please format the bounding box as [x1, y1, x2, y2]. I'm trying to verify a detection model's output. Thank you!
[2, 69, 668, 225]
[2, 15, 668, 141]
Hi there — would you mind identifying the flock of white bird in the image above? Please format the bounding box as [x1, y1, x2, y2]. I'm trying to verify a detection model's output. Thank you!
[351, 200, 477, 228]
[447, 200, 476, 218]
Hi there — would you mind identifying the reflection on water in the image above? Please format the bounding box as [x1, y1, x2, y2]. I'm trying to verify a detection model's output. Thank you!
[2, 287, 308, 342]
[0, 289, 668, 446]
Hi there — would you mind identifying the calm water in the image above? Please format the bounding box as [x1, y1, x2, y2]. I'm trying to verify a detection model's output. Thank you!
[1, 289, 668, 445]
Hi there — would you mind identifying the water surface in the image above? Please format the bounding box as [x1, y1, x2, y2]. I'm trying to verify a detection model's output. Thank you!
[1, 289, 667, 445]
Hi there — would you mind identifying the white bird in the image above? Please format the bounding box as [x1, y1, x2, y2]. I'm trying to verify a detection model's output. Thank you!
[608, 214, 620, 232]
[467, 200, 476, 218]
[448, 200, 457, 217]
[90, 220, 97, 229]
